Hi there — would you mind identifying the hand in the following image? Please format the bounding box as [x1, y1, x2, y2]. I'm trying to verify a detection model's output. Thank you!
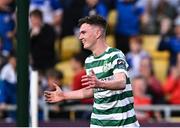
[44, 82, 65, 103]
[81, 70, 101, 89]
[31, 27, 40, 36]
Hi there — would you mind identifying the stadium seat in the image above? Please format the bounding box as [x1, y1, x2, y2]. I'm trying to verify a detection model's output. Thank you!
[141, 35, 169, 83]
[54, 39, 61, 60]
[141, 35, 160, 52]
[55, 60, 74, 86]
[60, 36, 81, 60]
[151, 51, 170, 83]
[169, 117, 180, 122]
[107, 10, 117, 33]
[106, 35, 115, 48]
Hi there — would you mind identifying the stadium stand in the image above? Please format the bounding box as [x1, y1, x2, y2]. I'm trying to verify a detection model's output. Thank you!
[60, 36, 81, 60]
[142, 35, 170, 83]
[106, 35, 115, 48]
[107, 10, 117, 33]
[55, 60, 74, 86]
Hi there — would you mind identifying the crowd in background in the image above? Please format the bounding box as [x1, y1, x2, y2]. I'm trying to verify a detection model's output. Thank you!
[0, 0, 179, 123]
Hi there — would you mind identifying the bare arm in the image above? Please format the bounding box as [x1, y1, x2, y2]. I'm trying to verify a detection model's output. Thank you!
[44, 82, 93, 103]
[64, 87, 93, 100]
[98, 72, 126, 90]
[82, 70, 126, 90]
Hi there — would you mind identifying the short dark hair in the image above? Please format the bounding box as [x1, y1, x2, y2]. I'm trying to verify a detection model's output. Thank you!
[46, 68, 64, 80]
[78, 15, 107, 32]
[73, 52, 86, 67]
[30, 9, 43, 20]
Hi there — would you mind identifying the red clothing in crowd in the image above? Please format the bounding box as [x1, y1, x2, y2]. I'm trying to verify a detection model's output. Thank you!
[134, 96, 152, 121]
[146, 76, 165, 104]
[72, 69, 93, 104]
[134, 96, 152, 105]
[148, 76, 164, 97]
[164, 75, 180, 104]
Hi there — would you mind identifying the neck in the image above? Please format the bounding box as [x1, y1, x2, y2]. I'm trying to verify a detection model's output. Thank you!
[91, 38, 108, 57]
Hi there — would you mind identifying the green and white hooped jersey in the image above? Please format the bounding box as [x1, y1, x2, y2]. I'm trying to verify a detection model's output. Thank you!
[85, 47, 140, 127]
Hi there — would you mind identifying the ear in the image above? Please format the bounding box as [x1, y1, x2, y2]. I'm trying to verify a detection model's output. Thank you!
[95, 28, 102, 39]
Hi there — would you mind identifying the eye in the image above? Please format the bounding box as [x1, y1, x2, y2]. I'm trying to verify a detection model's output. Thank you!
[81, 31, 86, 34]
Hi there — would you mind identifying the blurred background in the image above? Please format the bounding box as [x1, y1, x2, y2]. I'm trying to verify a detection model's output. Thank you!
[0, 0, 180, 127]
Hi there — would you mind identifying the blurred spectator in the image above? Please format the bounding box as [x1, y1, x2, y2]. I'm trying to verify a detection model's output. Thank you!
[83, 0, 108, 18]
[0, 52, 16, 122]
[71, 53, 93, 104]
[30, 0, 63, 35]
[156, 0, 177, 24]
[139, 0, 178, 34]
[166, 0, 180, 13]
[139, 56, 165, 104]
[60, 0, 85, 37]
[30, 9, 56, 74]
[70, 53, 93, 120]
[114, 0, 145, 53]
[140, 0, 158, 34]
[158, 15, 180, 66]
[135, 0, 160, 9]
[132, 75, 152, 122]
[101, 0, 115, 10]
[46, 68, 69, 92]
[155, 0, 177, 34]
[159, 17, 173, 35]
[126, 36, 149, 78]
[163, 53, 180, 104]
[39, 68, 69, 120]
[0, 0, 15, 13]
[0, 0, 15, 57]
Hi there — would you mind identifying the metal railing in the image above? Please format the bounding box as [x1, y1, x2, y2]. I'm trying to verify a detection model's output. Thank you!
[43, 104, 180, 122]
[2, 104, 180, 122]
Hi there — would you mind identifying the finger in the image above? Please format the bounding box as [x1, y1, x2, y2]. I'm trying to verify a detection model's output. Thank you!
[44, 91, 52, 95]
[45, 98, 56, 103]
[45, 98, 52, 103]
[90, 70, 95, 76]
[52, 82, 62, 92]
[44, 93, 52, 98]
[85, 85, 94, 89]
[81, 75, 90, 79]
[81, 78, 89, 82]
[82, 81, 90, 86]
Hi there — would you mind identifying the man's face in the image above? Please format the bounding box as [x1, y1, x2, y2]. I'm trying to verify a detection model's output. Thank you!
[79, 23, 97, 50]
[132, 78, 147, 96]
[86, 0, 98, 7]
[130, 41, 141, 54]
[30, 15, 42, 28]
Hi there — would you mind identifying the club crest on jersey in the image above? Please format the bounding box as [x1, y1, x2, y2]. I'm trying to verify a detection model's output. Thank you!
[117, 59, 126, 69]
[102, 60, 111, 72]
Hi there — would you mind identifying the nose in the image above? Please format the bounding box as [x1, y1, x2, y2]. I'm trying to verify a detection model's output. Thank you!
[79, 33, 83, 40]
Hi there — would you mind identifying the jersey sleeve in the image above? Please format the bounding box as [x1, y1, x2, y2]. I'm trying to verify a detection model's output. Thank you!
[111, 51, 129, 76]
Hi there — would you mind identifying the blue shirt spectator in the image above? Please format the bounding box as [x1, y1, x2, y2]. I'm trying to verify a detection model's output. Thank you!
[115, 0, 144, 36]
[83, 0, 108, 18]
[126, 36, 149, 78]
[158, 36, 180, 66]
[158, 16, 180, 66]
[30, 0, 63, 25]
[0, 54, 17, 121]
[0, 11, 15, 56]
